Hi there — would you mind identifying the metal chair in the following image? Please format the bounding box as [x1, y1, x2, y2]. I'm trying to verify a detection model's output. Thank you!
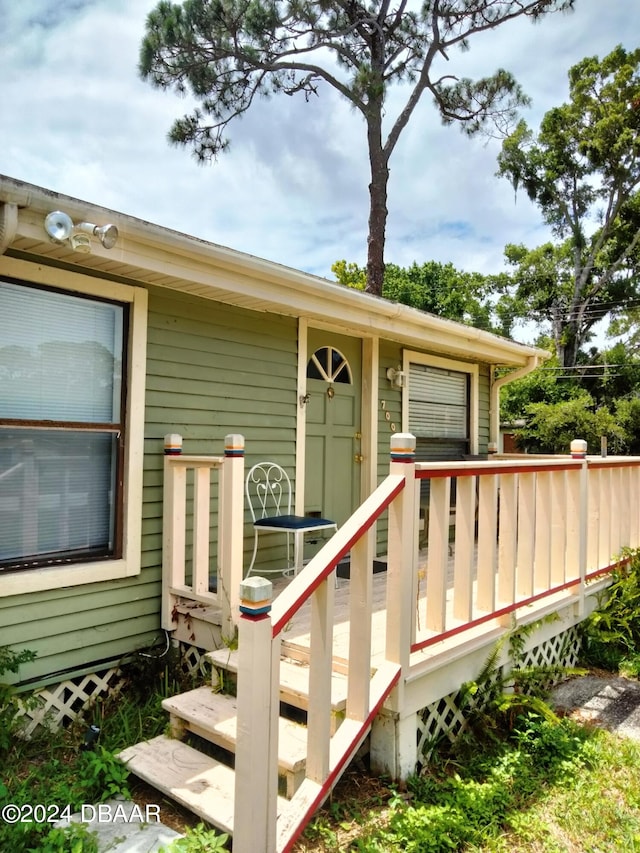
[245, 462, 337, 577]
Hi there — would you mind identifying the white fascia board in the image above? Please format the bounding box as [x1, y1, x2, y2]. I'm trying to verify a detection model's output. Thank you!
[3, 174, 546, 367]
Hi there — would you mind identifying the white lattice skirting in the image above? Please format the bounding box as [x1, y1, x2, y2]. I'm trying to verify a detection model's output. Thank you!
[179, 642, 213, 678]
[15, 642, 212, 738]
[16, 667, 126, 737]
[416, 626, 582, 769]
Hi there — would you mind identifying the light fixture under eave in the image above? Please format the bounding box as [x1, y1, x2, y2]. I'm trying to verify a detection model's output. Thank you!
[386, 366, 407, 390]
[43, 211, 119, 250]
[44, 210, 74, 243]
[76, 221, 119, 250]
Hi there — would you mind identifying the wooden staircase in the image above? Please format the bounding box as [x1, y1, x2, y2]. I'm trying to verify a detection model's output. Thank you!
[117, 643, 353, 841]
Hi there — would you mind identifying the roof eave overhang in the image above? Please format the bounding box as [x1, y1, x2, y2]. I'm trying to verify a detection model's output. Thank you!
[0, 175, 547, 368]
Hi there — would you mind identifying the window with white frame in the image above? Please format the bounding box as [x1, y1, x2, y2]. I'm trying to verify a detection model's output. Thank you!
[0, 272, 145, 586]
[402, 351, 478, 461]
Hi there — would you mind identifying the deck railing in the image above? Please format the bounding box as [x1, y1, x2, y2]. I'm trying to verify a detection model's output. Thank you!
[161, 433, 640, 852]
[413, 452, 640, 651]
[232, 435, 416, 853]
[161, 434, 245, 641]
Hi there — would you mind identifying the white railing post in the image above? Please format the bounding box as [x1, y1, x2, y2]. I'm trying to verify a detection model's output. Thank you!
[570, 440, 589, 616]
[497, 472, 518, 608]
[425, 475, 451, 632]
[346, 531, 374, 722]
[476, 472, 498, 611]
[372, 434, 417, 780]
[192, 465, 212, 596]
[516, 471, 536, 599]
[219, 434, 245, 640]
[162, 434, 185, 630]
[453, 474, 477, 624]
[234, 577, 279, 853]
[549, 469, 568, 587]
[386, 433, 417, 676]
[306, 576, 335, 782]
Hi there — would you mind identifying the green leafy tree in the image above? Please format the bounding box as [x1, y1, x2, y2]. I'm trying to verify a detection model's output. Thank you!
[580, 341, 640, 408]
[497, 45, 640, 369]
[499, 348, 583, 425]
[332, 258, 495, 328]
[516, 394, 625, 455]
[140, 0, 574, 297]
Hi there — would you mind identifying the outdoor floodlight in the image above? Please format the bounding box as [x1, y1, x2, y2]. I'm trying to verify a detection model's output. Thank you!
[44, 210, 74, 243]
[43, 211, 119, 250]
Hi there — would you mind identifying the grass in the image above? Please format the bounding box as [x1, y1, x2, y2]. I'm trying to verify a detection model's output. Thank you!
[295, 704, 640, 852]
[5, 664, 640, 852]
[4, 637, 640, 851]
[0, 646, 211, 852]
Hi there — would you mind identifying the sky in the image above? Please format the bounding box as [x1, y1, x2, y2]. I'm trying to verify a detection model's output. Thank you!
[1, 0, 639, 345]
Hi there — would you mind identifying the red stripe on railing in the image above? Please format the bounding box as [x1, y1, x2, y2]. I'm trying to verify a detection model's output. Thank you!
[585, 556, 631, 581]
[411, 576, 583, 653]
[271, 477, 405, 637]
[410, 559, 625, 654]
[280, 665, 401, 853]
[588, 459, 640, 470]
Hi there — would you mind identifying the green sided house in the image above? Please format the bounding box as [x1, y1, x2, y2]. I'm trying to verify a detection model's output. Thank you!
[0, 173, 544, 696]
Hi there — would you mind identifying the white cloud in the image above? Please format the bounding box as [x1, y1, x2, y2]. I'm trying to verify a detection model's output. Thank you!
[1, 0, 638, 296]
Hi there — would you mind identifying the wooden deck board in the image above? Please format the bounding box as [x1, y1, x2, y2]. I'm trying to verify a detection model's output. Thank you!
[206, 648, 349, 712]
[118, 735, 237, 834]
[162, 686, 308, 773]
[268, 547, 533, 667]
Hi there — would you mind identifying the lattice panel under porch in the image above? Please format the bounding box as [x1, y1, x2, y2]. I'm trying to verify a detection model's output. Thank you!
[178, 642, 213, 678]
[15, 643, 212, 737]
[416, 667, 505, 768]
[416, 626, 583, 770]
[518, 626, 581, 671]
[16, 667, 126, 737]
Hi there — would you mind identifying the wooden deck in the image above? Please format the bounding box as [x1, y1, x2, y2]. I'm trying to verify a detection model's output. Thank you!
[272, 549, 444, 664]
[152, 446, 640, 852]
[271, 542, 599, 672]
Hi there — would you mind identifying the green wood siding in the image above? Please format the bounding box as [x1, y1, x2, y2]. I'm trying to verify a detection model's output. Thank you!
[0, 286, 298, 687]
[0, 277, 494, 689]
[143, 288, 298, 577]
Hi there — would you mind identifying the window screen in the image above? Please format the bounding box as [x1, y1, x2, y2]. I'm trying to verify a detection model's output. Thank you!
[0, 280, 126, 570]
[408, 363, 471, 504]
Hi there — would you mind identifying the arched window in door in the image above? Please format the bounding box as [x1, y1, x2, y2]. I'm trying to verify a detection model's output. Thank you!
[306, 346, 353, 384]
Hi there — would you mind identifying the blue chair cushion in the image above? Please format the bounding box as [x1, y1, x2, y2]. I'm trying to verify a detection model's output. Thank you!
[254, 515, 335, 530]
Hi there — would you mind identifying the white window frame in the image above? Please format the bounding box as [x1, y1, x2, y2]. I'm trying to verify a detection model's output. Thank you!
[402, 351, 479, 455]
[0, 258, 147, 597]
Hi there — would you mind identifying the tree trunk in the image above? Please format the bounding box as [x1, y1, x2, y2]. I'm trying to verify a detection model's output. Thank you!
[556, 319, 582, 370]
[365, 112, 389, 297]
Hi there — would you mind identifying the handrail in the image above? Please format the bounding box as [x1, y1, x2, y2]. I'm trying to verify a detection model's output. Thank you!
[271, 473, 405, 635]
[415, 457, 582, 478]
[159, 434, 640, 851]
[233, 437, 417, 853]
[411, 452, 640, 654]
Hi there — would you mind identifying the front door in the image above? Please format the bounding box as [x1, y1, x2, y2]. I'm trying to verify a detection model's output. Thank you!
[304, 330, 362, 533]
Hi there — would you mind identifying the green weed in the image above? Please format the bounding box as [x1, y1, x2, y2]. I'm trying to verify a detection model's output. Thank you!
[1, 647, 205, 853]
[0, 645, 37, 753]
[162, 822, 229, 850]
[581, 549, 640, 672]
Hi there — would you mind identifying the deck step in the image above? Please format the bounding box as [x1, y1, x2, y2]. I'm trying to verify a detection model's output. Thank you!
[206, 648, 349, 715]
[119, 734, 288, 836]
[118, 735, 237, 835]
[162, 686, 307, 797]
